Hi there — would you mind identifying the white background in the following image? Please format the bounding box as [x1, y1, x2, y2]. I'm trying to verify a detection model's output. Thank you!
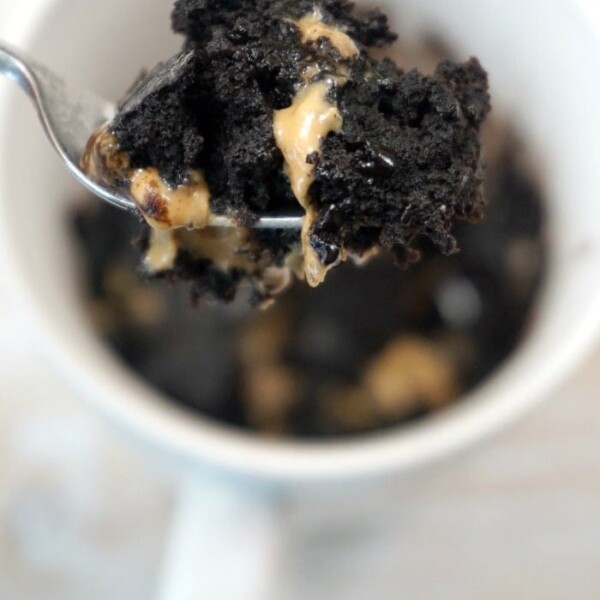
[1, 2, 600, 598]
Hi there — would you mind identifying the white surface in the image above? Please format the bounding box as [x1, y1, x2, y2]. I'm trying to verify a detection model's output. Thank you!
[159, 479, 286, 600]
[2, 0, 600, 597]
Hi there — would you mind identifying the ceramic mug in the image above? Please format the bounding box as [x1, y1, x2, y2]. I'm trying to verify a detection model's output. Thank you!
[1, 0, 600, 597]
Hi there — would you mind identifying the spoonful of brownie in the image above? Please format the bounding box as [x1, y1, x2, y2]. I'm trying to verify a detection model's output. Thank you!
[1, 0, 491, 307]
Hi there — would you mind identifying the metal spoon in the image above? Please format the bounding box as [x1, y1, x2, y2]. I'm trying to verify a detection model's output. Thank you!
[0, 41, 304, 229]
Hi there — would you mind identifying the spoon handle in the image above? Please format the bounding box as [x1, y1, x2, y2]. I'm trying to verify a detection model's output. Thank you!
[0, 41, 38, 100]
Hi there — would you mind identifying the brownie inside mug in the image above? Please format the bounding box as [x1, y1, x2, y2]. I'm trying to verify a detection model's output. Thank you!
[72, 36, 546, 438]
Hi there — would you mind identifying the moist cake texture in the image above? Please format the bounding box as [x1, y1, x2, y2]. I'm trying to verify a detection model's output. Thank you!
[83, 0, 491, 304]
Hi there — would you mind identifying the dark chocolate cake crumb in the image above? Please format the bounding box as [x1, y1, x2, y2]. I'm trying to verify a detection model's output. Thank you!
[311, 56, 489, 259]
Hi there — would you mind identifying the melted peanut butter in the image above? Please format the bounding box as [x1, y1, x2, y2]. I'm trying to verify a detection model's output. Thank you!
[295, 9, 359, 58]
[274, 82, 343, 287]
[144, 227, 255, 275]
[83, 130, 213, 232]
[273, 81, 342, 205]
[364, 337, 457, 417]
[81, 129, 130, 182]
[272, 10, 359, 287]
[144, 230, 178, 272]
[144, 227, 293, 304]
[177, 227, 254, 271]
[130, 167, 211, 231]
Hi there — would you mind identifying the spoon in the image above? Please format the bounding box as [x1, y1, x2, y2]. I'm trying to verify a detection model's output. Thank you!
[0, 41, 304, 230]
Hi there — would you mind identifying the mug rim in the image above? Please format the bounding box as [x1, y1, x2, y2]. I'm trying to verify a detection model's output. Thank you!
[1, 0, 600, 485]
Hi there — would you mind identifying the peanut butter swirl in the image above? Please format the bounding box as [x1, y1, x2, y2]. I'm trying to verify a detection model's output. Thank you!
[273, 10, 359, 286]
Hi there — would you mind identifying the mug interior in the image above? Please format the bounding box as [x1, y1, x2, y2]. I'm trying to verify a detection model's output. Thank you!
[1, 0, 600, 484]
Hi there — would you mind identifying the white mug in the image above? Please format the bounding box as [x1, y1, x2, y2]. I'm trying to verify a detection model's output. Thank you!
[1, 0, 600, 597]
